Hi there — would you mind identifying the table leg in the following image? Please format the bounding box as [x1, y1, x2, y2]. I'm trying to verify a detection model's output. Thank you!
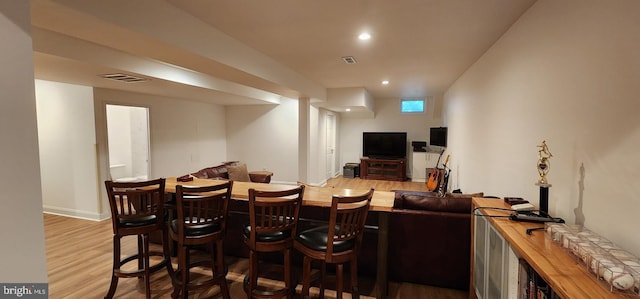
[376, 212, 389, 299]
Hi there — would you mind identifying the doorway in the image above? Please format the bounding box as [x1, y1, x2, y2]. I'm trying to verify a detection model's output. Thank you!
[326, 113, 336, 178]
[106, 104, 150, 182]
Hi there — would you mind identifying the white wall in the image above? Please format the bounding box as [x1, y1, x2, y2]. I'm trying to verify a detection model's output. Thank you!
[225, 100, 344, 186]
[94, 88, 228, 218]
[0, 1, 48, 282]
[444, 0, 640, 256]
[340, 97, 443, 172]
[33, 85, 227, 221]
[36, 80, 101, 219]
[225, 99, 299, 184]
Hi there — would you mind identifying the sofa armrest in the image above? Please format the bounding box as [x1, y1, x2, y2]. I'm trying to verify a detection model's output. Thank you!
[248, 171, 273, 183]
[191, 164, 229, 179]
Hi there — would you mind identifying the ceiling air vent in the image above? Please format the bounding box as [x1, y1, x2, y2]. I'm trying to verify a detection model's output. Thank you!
[99, 73, 148, 83]
[341, 56, 357, 64]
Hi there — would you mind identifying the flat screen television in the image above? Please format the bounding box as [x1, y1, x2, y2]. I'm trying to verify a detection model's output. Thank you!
[362, 132, 407, 159]
[429, 127, 447, 147]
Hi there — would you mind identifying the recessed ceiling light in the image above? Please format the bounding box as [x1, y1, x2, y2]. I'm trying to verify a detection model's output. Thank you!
[346, 108, 351, 112]
[358, 32, 371, 40]
[382, 80, 390, 85]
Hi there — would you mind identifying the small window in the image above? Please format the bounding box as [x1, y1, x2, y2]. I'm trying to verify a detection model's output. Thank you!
[400, 99, 425, 113]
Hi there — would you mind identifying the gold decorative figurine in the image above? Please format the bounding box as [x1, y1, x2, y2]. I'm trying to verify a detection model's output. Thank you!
[536, 140, 552, 185]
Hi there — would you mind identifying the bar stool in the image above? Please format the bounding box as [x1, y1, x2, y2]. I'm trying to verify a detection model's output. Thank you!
[243, 185, 305, 299]
[104, 178, 173, 299]
[294, 189, 373, 299]
[169, 181, 233, 299]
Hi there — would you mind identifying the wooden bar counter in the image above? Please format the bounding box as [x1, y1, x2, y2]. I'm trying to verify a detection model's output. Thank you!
[471, 198, 634, 299]
[165, 177, 394, 212]
[166, 177, 394, 299]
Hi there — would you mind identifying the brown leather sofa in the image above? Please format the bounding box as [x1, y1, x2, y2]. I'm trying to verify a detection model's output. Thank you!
[222, 189, 482, 291]
[190, 161, 273, 183]
[387, 191, 482, 290]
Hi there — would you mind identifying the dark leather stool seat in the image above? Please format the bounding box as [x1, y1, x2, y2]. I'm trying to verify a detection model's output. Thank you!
[296, 225, 355, 253]
[171, 219, 221, 236]
[119, 215, 157, 227]
[243, 225, 292, 242]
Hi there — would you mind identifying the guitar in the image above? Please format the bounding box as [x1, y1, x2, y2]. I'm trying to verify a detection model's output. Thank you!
[426, 150, 445, 191]
[437, 155, 450, 197]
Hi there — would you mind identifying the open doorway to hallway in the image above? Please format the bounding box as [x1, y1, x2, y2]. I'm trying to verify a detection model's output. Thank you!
[326, 113, 337, 178]
[106, 104, 150, 182]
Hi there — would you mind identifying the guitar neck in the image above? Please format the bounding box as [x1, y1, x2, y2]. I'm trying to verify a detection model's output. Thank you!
[441, 154, 450, 169]
[434, 149, 445, 168]
[437, 155, 451, 196]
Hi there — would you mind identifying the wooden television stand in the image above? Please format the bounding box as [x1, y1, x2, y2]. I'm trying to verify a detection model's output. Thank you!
[360, 157, 407, 181]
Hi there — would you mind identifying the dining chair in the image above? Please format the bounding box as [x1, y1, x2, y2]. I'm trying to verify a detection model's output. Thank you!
[243, 185, 305, 299]
[169, 181, 233, 299]
[294, 188, 374, 299]
[104, 178, 173, 299]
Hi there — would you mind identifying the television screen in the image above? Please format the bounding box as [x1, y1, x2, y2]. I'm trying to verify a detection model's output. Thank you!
[362, 132, 407, 159]
[429, 127, 447, 147]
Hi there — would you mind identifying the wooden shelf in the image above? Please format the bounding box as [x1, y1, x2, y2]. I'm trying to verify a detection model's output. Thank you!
[470, 198, 634, 299]
[360, 157, 407, 181]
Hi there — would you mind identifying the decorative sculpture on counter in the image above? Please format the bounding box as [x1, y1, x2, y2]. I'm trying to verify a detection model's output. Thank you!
[536, 140, 553, 185]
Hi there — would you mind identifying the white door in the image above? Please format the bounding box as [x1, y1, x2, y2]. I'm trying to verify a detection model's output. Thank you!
[326, 113, 336, 178]
[106, 104, 150, 181]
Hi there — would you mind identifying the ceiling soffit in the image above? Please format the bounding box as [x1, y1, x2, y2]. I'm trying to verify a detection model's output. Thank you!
[30, 0, 327, 103]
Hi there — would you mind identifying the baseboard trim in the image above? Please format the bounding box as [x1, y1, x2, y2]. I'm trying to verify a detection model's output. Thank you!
[43, 205, 107, 221]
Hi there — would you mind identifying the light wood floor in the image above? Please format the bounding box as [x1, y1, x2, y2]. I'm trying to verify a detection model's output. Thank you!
[44, 176, 467, 299]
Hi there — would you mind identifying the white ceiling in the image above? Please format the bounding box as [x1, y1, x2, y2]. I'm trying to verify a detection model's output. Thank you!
[30, 0, 536, 108]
